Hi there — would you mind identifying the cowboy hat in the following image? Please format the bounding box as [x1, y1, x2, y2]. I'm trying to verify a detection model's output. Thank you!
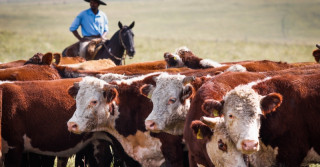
[84, 0, 107, 6]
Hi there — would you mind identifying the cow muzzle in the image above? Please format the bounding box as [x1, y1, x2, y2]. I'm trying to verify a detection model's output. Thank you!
[145, 120, 160, 132]
[241, 140, 259, 154]
[67, 122, 81, 134]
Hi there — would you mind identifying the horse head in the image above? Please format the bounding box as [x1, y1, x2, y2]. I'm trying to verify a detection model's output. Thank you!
[118, 21, 135, 58]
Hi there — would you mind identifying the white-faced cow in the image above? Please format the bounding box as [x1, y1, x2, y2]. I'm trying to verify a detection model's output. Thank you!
[190, 116, 320, 167]
[67, 75, 187, 167]
[0, 78, 117, 166]
[206, 72, 320, 166]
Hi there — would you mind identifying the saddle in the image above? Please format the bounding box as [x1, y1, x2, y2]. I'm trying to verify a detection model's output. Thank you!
[63, 39, 108, 60]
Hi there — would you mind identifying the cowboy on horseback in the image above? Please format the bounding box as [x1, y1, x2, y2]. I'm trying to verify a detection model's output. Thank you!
[69, 0, 108, 59]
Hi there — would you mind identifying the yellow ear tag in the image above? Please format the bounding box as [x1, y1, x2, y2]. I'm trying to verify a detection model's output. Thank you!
[53, 59, 56, 63]
[147, 93, 152, 99]
[213, 109, 219, 117]
[174, 57, 177, 60]
[197, 129, 203, 139]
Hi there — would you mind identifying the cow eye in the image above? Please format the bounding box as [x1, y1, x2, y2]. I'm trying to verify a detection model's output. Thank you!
[168, 98, 176, 104]
[228, 114, 233, 119]
[90, 100, 98, 106]
[218, 139, 227, 152]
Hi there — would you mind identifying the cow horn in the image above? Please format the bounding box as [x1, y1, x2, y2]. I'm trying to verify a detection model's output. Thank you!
[200, 116, 223, 129]
[316, 44, 320, 49]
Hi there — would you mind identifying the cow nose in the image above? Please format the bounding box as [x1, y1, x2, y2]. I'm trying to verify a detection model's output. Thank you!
[145, 120, 157, 131]
[241, 140, 259, 153]
[67, 122, 79, 133]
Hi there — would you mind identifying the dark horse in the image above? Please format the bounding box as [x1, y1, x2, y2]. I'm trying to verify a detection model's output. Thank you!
[62, 21, 135, 65]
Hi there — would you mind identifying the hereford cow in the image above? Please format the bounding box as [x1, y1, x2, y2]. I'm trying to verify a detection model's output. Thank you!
[67, 74, 187, 167]
[141, 73, 212, 135]
[190, 116, 320, 167]
[140, 60, 303, 136]
[0, 78, 117, 166]
[164, 46, 223, 69]
[0, 53, 61, 81]
[205, 72, 320, 166]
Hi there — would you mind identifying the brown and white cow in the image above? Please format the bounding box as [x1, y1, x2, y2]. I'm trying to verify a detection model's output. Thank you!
[67, 74, 187, 167]
[0, 78, 116, 166]
[0, 52, 61, 81]
[191, 116, 320, 167]
[164, 46, 223, 69]
[184, 72, 268, 167]
[141, 73, 212, 135]
[205, 72, 320, 166]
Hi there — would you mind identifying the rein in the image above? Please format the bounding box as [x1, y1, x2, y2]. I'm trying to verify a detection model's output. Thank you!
[103, 28, 128, 65]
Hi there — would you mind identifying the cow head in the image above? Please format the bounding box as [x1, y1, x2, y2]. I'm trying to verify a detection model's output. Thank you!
[140, 73, 195, 135]
[24, 52, 56, 65]
[67, 77, 118, 134]
[219, 85, 282, 154]
[312, 44, 320, 63]
[164, 46, 191, 68]
[191, 116, 247, 167]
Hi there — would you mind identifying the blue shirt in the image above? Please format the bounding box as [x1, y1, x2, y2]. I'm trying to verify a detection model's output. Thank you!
[70, 8, 108, 37]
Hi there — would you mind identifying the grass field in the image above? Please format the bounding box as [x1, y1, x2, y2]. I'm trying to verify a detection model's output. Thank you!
[0, 0, 320, 64]
[1, 0, 320, 166]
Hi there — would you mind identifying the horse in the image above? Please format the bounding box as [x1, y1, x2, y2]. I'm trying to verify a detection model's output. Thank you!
[62, 21, 135, 65]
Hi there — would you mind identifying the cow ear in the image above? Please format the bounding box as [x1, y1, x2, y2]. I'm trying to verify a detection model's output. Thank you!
[182, 76, 196, 85]
[260, 93, 282, 115]
[118, 21, 123, 29]
[68, 82, 80, 99]
[201, 99, 224, 117]
[103, 84, 118, 103]
[191, 120, 213, 140]
[42, 52, 54, 65]
[129, 21, 135, 29]
[312, 49, 320, 63]
[140, 84, 155, 99]
[53, 53, 62, 65]
[180, 85, 194, 102]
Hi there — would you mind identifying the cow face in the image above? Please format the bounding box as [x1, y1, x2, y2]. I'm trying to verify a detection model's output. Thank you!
[191, 117, 247, 167]
[141, 73, 195, 135]
[222, 85, 282, 154]
[67, 77, 118, 134]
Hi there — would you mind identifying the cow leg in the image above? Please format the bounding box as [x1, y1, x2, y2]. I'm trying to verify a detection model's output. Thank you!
[57, 157, 69, 167]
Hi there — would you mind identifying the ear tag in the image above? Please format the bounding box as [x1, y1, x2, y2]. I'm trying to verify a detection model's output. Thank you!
[213, 109, 219, 117]
[174, 57, 177, 60]
[53, 59, 56, 63]
[147, 93, 152, 99]
[197, 129, 203, 139]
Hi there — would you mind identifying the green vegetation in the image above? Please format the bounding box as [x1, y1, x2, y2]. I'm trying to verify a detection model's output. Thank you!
[0, 0, 319, 64]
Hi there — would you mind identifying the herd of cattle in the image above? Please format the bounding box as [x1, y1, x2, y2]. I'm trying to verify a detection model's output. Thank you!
[1, 46, 320, 167]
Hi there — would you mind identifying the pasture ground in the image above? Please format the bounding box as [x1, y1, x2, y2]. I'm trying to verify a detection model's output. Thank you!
[0, 0, 320, 64]
[0, 0, 320, 166]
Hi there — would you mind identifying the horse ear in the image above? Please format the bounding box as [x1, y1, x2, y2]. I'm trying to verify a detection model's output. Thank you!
[118, 21, 123, 29]
[129, 21, 135, 29]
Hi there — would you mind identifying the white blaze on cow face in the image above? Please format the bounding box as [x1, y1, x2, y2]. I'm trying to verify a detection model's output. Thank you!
[222, 85, 262, 154]
[67, 77, 117, 134]
[144, 73, 194, 135]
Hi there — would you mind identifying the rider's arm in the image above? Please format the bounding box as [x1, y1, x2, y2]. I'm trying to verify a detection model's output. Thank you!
[72, 30, 84, 42]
